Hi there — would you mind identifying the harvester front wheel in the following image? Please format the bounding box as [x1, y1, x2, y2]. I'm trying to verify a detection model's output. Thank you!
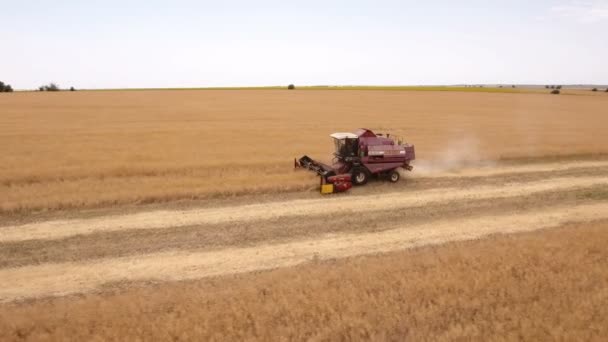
[351, 168, 370, 186]
[389, 170, 400, 183]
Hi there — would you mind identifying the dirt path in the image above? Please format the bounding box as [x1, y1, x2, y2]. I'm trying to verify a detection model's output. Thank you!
[2, 175, 606, 243]
[1, 202, 607, 302]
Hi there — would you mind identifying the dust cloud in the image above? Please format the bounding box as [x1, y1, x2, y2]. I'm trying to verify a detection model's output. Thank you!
[412, 136, 496, 176]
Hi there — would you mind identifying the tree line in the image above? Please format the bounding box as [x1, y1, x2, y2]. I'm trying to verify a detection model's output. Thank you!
[0, 81, 77, 92]
[39, 83, 76, 91]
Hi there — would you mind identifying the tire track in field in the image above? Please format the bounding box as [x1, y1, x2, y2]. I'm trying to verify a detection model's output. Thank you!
[3, 185, 603, 269]
[1, 175, 607, 243]
[2, 202, 607, 302]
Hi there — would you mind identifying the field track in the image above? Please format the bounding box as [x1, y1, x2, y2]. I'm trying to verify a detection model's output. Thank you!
[2, 174, 607, 243]
[1, 158, 607, 303]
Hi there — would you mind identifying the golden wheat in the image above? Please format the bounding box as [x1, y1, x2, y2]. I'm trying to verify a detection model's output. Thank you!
[1, 90, 607, 213]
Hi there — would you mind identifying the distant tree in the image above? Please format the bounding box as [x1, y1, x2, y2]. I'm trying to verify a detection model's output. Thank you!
[499, 85, 503, 88]
[287, 84, 295, 90]
[70, 87, 76, 91]
[40, 83, 60, 91]
[550, 85, 555, 89]
[556, 85, 562, 90]
[545, 85, 549, 89]
[551, 89, 560, 95]
[0, 81, 14, 93]
[512, 85, 516, 88]
[592, 88, 598, 92]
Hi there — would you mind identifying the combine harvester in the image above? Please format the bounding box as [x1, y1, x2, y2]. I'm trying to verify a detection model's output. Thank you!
[295, 128, 415, 194]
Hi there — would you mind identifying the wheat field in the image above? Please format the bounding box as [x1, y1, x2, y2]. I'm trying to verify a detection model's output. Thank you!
[2, 89, 608, 340]
[1, 89, 607, 214]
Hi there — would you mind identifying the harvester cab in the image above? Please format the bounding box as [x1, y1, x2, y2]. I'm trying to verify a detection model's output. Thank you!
[331, 132, 359, 160]
[295, 128, 415, 194]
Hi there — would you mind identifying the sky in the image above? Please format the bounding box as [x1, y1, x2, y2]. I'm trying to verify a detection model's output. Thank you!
[2, 0, 607, 89]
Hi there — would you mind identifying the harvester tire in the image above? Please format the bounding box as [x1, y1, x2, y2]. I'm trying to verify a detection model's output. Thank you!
[351, 168, 370, 186]
[389, 170, 400, 183]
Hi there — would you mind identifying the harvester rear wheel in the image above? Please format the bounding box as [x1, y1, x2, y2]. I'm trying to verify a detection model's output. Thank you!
[351, 168, 370, 186]
[389, 170, 400, 183]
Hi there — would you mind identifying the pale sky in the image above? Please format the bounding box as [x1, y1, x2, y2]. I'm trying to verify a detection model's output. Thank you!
[2, 0, 607, 89]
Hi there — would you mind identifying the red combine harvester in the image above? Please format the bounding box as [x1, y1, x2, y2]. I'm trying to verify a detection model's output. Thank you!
[295, 128, 415, 194]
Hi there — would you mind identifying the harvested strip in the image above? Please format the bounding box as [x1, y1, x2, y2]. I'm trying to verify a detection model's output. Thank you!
[2, 185, 607, 268]
[4, 161, 607, 228]
[413, 160, 608, 178]
[1, 202, 607, 302]
[1, 176, 607, 243]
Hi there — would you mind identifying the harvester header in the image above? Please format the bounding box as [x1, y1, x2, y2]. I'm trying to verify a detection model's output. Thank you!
[295, 128, 415, 194]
